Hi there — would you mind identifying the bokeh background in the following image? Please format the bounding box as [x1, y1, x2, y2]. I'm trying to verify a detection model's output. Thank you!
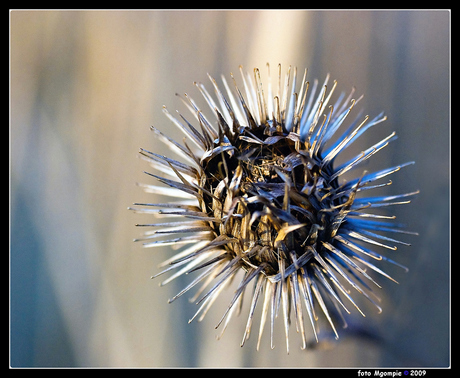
[10, 10, 450, 367]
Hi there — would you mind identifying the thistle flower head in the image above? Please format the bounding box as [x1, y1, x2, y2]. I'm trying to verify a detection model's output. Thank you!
[131, 64, 418, 352]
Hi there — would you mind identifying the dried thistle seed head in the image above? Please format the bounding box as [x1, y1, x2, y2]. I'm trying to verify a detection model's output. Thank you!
[131, 64, 418, 352]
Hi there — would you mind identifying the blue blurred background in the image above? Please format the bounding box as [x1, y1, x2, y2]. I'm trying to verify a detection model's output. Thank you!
[10, 10, 449, 367]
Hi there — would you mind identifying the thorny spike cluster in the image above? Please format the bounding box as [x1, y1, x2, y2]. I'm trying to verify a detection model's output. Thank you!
[130, 64, 418, 352]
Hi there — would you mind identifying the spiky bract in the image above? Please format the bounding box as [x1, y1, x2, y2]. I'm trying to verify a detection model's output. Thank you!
[130, 64, 417, 352]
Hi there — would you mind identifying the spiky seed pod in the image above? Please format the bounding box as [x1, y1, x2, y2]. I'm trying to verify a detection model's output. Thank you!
[130, 64, 418, 352]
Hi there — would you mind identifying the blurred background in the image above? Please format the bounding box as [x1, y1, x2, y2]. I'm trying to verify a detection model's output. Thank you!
[10, 10, 449, 367]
